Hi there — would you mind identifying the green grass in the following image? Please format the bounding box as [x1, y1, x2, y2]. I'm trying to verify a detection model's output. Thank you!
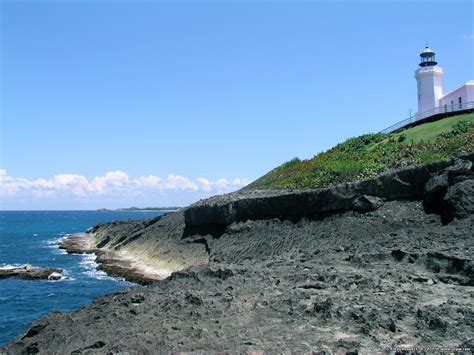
[244, 112, 474, 190]
[391, 113, 474, 144]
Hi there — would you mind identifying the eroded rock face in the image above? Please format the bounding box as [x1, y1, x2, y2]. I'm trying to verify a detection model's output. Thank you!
[2, 200, 473, 353]
[423, 157, 474, 223]
[443, 179, 474, 222]
[423, 173, 450, 214]
[3, 154, 473, 353]
[186, 154, 474, 227]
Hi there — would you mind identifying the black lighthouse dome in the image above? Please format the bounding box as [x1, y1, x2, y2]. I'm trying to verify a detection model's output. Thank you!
[419, 46, 438, 67]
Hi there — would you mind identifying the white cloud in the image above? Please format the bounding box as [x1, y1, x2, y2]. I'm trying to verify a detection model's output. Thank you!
[89, 171, 131, 194]
[53, 174, 90, 196]
[195, 177, 251, 193]
[136, 175, 162, 187]
[158, 174, 198, 191]
[196, 177, 212, 192]
[0, 169, 251, 199]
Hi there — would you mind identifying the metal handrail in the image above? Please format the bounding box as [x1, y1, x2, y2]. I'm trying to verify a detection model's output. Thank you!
[379, 101, 474, 134]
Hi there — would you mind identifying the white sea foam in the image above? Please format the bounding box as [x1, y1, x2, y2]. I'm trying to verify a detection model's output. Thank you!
[47, 275, 73, 282]
[42, 238, 68, 255]
[78, 254, 126, 283]
[43, 240, 58, 249]
[83, 269, 111, 280]
[79, 253, 97, 267]
[0, 264, 22, 270]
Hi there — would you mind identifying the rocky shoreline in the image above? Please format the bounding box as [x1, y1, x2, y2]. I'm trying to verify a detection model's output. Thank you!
[2, 155, 474, 353]
[58, 233, 96, 255]
[58, 233, 171, 285]
[0, 265, 63, 281]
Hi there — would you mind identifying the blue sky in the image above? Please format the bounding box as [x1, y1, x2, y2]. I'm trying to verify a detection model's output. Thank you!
[1, 0, 473, 209]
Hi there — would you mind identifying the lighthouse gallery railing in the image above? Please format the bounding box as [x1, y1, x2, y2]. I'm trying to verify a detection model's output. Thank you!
[379, 101, 474, 134]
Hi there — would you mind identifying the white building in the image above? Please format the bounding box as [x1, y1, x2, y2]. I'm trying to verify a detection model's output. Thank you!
[415, 46, 473, 114]
[439, 80, 474, 110]
[381, 47, 473, 133]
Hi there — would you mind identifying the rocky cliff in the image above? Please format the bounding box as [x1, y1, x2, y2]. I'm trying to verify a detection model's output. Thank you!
[2, 154, 473, 353]
[185, 152, 474, 227]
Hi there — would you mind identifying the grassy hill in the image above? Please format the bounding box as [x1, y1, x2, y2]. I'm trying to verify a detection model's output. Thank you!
[245, 112, 474, 190]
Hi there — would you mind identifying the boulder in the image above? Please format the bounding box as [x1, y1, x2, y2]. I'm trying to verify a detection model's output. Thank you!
[442, 179, 474, 222]
[351, 195, 384, 212]
[423, 158, 474, 218]
[425, 173, 449, 193]
[423, 172, 450, 214]
[0, 266, 63, 280]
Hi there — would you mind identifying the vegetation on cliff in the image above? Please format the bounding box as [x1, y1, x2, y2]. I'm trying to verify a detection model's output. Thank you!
[245, 113, 474, 190]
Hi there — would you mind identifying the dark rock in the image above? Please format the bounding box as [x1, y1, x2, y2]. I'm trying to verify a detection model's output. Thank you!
[72, 340, 106, 353]
[2, 154, 474, 353]
[131, 294, 145, 304]
[21, 324, 47, 339]
[185, 292, 203, 305]
[423, 158, 474, 218]
[446, 158, 472, 175]
[452, 174, 474, 185]
[129, 308, 139, 315]
[87, 341, 106, 349]
[0, 265, 63, 280]
[185, 157, 474, 227]
[389, 320, 396, 332]
[423, 173, 449, 214]
[313, 298, 333, 319]
[351, 195, 384, 212]
[391, 249, 407, 261]
[442, 180, 474, 222]
[428, 316, 447, 330]
[425, 172, 449, 194]
[202, 267, 235, 280]
[26, 342, 39, 354]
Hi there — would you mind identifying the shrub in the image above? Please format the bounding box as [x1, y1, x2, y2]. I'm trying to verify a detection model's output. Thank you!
[439, 120, 471, 140]
[278, 157, 301, 170]
[245, 114, 473, 191]
[339, 133, 387, 153]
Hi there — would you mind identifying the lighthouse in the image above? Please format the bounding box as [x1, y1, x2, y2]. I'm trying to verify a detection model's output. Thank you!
[381, 46, 473, 133]
[415, 46, 443, 114]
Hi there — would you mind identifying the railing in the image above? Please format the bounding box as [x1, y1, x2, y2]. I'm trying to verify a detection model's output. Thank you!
[379, 101, 474, 134]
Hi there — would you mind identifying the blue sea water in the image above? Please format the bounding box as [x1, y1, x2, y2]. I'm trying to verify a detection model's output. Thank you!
[0, 210, 164, 346]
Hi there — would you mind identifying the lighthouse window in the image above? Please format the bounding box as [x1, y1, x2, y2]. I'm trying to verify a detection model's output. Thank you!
[458, 97, 462, 109]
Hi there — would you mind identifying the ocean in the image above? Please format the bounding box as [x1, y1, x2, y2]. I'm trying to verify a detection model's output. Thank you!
[0, 210, 164, 346]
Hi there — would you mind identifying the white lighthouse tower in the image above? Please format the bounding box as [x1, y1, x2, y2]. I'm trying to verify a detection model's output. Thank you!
[415, 46, 443, 114]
